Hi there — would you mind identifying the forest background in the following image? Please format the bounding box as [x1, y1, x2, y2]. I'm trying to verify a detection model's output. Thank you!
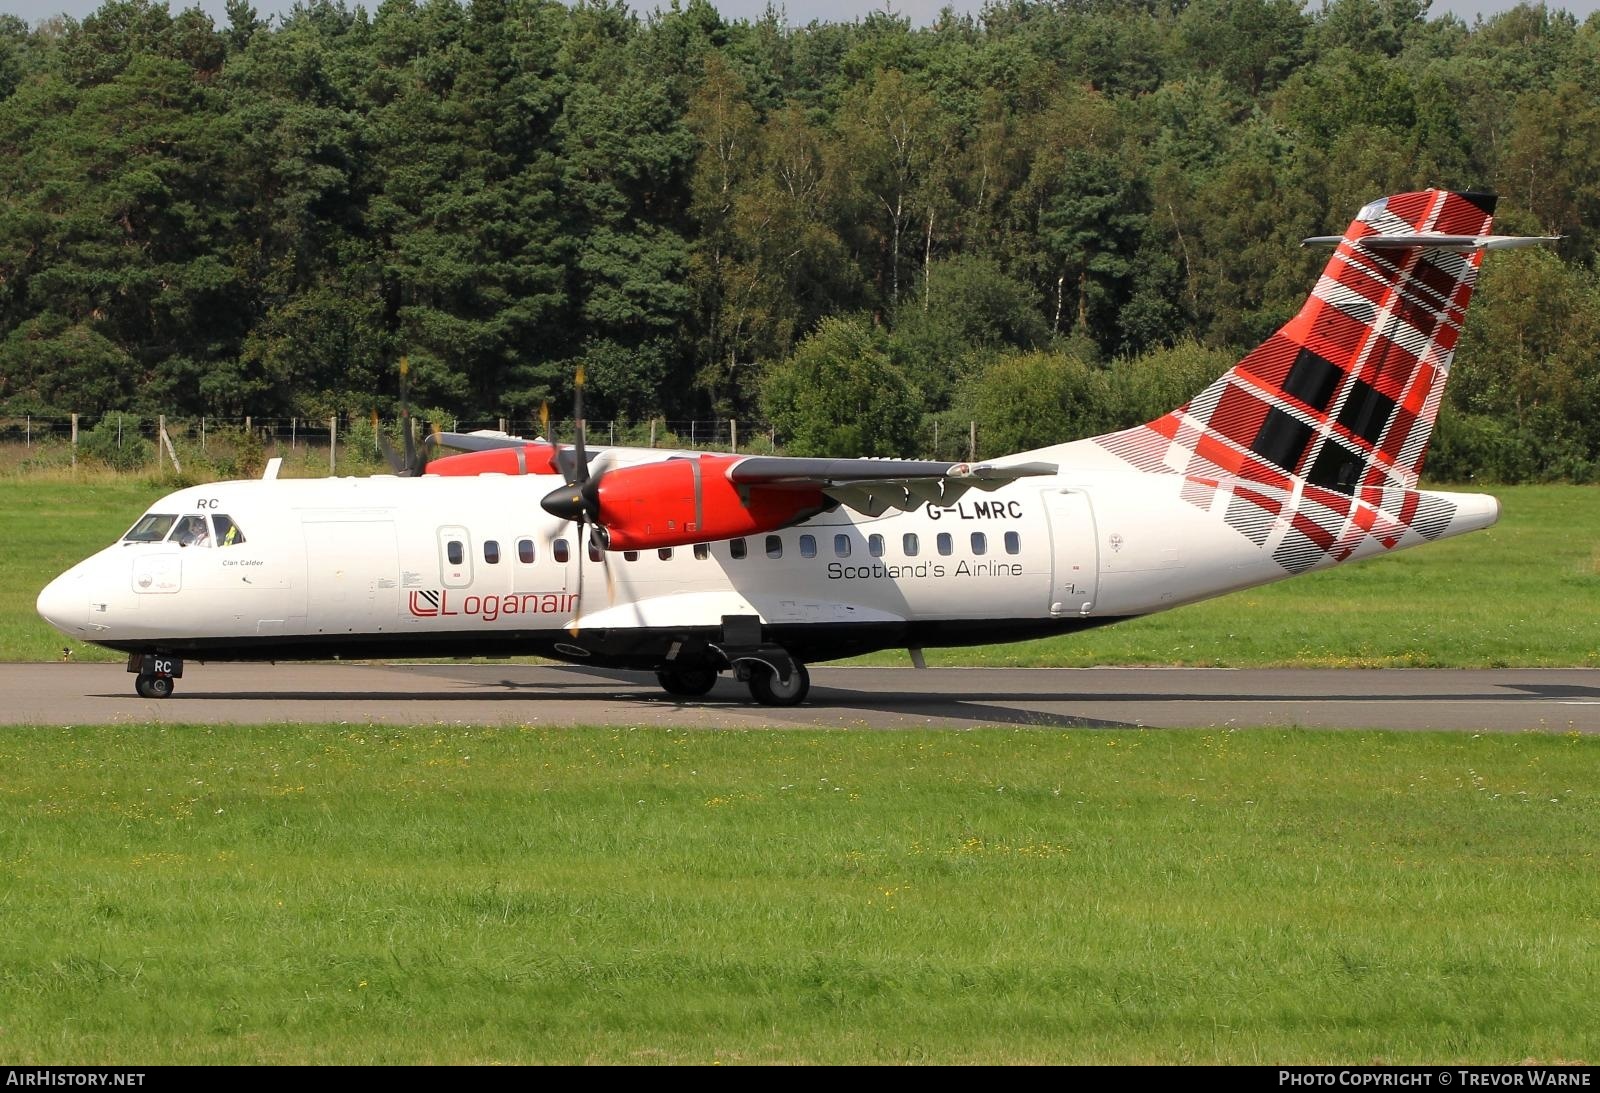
[1, 0, 1597, 478]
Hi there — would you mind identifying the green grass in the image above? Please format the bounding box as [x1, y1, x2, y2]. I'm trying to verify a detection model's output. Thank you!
[0, 724, 1594, 1063]
[6, 478, 1597, 666]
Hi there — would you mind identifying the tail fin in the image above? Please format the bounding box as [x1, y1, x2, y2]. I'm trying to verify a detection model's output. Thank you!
[1095, 189, 1554, 571]
[1099, 189, 1515, 493]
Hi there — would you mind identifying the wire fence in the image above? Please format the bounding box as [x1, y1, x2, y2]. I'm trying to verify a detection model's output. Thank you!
[0, 413, 796, 472]
[0, 412, 988, 475]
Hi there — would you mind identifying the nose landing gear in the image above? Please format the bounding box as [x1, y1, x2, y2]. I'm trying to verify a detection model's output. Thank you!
[127, 652, 181, 699]
[134, 674, 174, 699]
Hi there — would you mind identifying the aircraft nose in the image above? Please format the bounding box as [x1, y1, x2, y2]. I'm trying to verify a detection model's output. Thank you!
[36, 568, 86, 635]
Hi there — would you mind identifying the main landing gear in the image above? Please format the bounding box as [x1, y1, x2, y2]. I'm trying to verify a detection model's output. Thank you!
[654, 617, 812, 707]
[653, 660, 812, 706]
[127, 652, 181, 699]
[746, 660, 810, 707]
[656, 667, 718, 697]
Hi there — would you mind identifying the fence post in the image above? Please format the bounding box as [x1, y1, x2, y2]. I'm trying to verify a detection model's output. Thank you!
[201, 415, 206, 453]
[968, 421, 977, 462]
[649, 418, 657, 448]
[329, 415, 337, 475]
[158, 415, 181, 474]
[70, 413, 78, 468]
[24, 414, 29, 448]
[731, 419, 738, 454]
[117, 413, 122, 450]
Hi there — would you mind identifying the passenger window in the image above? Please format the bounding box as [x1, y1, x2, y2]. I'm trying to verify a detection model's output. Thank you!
[554, 538, 570, 564]
[937, 532, 953, 556]
[624, 550, 639, 562]
[766, 535, 783, 559]
[518, 538, 535, 564]
[484, 540, 500, 564]
[834, 534, 851, 558]
[213, 515, 245, 546]
[694, 543, 710, 560]
[447, 540, 464, 565]
[730, 538, 748, 560]
[903, 533, 919, 557]
[868, 534, 885, 558]
[659, 547, 673, 560]
[971, 532, 987, 555]
[1005, 531, 1021, 555]
[799, 534, 817, 558]
[124, 514, 176, 542]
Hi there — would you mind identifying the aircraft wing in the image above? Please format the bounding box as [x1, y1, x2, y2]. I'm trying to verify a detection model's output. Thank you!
[429, 430, 537, 452]
[727, 456, 1057, 517]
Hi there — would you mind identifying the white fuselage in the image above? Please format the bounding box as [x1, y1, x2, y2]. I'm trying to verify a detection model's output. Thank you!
[36, 439, 1500, 670]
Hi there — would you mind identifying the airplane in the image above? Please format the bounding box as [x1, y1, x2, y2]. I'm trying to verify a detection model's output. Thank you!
[36, 189, 1555, 706]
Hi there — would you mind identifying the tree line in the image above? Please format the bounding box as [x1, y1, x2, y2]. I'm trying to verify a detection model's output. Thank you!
[0, 0, 1596, 478]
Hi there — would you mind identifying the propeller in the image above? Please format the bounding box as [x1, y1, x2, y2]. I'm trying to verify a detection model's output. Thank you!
[537, 366, 621, 636]
[539, 365, 606, 544]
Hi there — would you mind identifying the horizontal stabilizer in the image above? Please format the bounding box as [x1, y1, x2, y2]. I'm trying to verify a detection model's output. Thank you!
[1302, 233, 1560, 252]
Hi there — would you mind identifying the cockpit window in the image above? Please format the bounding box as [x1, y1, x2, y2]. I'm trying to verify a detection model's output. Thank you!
[124, 514, 176, 542]
[169, 515, 213, 547]
[213, 515, 245, 546]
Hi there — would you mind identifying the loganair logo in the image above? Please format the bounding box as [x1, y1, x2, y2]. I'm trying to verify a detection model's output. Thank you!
[408, 589, 578, 622]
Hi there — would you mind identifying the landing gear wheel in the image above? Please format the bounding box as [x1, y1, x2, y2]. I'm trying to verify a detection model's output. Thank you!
[135, 674, 173, 699]
[748, 662, 810, 707]
[656, 667, 718, 698]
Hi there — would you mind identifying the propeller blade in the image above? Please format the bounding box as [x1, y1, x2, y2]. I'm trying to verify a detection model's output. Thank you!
[572, 364, 588, 485]
[419, 420, 442, 472]
[373, 409, 405, 474]
[566, 530, 588, 638]
[399, 356, 418, 476]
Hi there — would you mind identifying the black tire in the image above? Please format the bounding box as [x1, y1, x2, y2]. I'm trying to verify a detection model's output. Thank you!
[135, 674, 174, 699]
[656, 667, 718, 697]
[748, 661, 810, 707]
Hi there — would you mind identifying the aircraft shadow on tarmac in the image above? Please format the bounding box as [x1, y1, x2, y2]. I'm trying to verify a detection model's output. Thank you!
[85, 669, 1600, 732]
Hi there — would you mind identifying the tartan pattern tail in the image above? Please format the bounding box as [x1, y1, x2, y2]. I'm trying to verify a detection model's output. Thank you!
[1094, 189, 1496, 572]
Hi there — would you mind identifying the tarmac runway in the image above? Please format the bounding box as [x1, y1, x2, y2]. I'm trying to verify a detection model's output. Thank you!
[2, 662, 1598, 731]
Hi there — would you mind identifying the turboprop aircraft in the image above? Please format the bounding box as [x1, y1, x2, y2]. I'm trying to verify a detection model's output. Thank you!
[37, 190, 1554, 705]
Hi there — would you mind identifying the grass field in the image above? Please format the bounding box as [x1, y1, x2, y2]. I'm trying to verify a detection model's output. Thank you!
[5, 477, 1597, 666]
[0, 724, 1594, 1064]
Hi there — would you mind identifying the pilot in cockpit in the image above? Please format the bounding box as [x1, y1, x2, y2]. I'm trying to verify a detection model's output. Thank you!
[175, 515, 210, 547]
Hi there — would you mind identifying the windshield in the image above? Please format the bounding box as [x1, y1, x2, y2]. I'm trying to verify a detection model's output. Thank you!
[123, 514, 177, 543]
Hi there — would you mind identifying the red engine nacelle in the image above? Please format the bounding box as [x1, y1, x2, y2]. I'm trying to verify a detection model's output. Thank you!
[592, 454, 827, 550]
[426, 445, 562, 477]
